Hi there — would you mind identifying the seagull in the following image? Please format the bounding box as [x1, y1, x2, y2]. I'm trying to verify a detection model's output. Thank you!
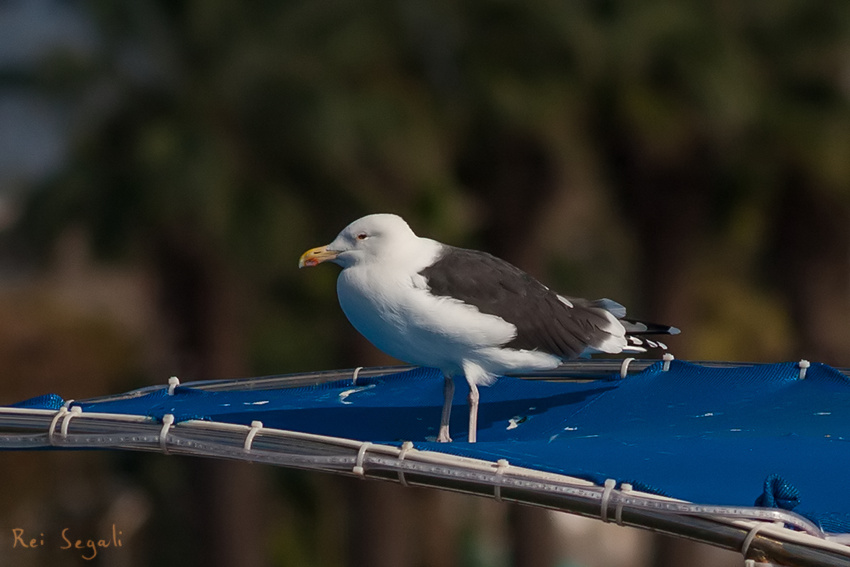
[299, 213, 679, 443]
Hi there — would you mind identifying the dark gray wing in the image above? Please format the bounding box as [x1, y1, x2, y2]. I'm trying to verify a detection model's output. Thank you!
[419, 246, 620, 359]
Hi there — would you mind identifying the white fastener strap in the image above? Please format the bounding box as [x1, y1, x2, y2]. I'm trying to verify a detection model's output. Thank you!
[60, 406, 83, 438]
[353, 441, 372, 476]
[352, 366, 363, 385]
[620, 357, 635, 379]
[494, 459, 510, 502]
[159, 414, 175, 453]
[662, 353, 674, 372]
[244, 421, 264, 452]
[600, 478, 617, 522]
[397, 441, 414, 486]
[741, 522, 769, 558]
[48, 407, 69, 445]
[798, 359, 810, 380]
[167, 376, 180, 395]
[616, 483, 632, 526]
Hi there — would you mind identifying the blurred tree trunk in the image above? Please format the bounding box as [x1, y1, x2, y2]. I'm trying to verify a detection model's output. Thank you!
[458, 128, 559, 567]
[606, 132, 713, 335]
[342, 338, 457, 567]
[509, 506, 556, 567]
[456, 127, 557, 273]
[771, 182, 850, 365]
[154, 236, 270, 567]
[650, 533, 740, 567]
[346, 479, 414, 567]
[602, 130, 715, 564]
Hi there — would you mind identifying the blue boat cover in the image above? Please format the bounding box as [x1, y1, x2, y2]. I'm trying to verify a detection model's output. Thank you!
[22, 360, 850, 532]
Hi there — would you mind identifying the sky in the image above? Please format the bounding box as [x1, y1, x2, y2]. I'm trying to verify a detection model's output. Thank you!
[0, 0, 95, 195]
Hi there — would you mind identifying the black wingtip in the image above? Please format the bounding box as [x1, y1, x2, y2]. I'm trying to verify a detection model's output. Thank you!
[623, 318, 681, 336]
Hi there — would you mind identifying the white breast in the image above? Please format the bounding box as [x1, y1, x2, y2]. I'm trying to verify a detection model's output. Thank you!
[335, 259, 516, 373]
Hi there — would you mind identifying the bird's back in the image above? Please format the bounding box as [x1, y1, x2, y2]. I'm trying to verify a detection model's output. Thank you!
[420, 246, 633, 359]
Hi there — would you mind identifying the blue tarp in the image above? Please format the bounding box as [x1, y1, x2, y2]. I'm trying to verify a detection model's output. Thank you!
[21, 360, 850, 532]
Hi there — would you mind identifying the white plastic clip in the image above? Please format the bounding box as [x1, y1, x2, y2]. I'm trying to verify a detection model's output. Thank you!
[167, 376, 180, 395]
[352, 366, 363, 385]
[662, 353, 674, 372]
[741, 522, 769, 558]
[60, 406, 83, 438]
[397, 441, 414, 486]
[494, 459, 510, 502]
[159, 414, 175, 454]
[620, 357, 635, 379]
[600, 478, 617, 522]
[353, 441, 372, 476]
[244, 420, 264, 452]
[616, 483, 632, 526]
[48, 406, 69, 445]
[798, 359, 810, 380]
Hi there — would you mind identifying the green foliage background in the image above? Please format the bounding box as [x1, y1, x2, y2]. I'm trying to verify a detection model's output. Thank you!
[1, 1, 849, 566]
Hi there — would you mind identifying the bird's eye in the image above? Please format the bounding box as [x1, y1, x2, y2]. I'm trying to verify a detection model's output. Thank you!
[356, 233, 368, 240]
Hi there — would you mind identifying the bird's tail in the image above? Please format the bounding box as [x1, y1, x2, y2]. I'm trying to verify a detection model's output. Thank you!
[590, 299, 680, 336]
[588, 297, 680, 352]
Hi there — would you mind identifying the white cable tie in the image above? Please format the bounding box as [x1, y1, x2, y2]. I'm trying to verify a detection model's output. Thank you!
[159, 414, 175, 454]
[600, 478, 617, 522]
[353, 441, 372, 476]
[662, 352, 674, 372]
[167, 376, 180, 395]
[62, 399, 75, 409]
[60, 406, 83, 438]
[48, 406, 69, 446]
[493, 459, 510, 502]
[397, 441, 414, 486]
[352, 366, 363, 385]
[243, 420, 264, 452]
[620, 357, 635, 379]
[616, 483, 632, 526]
[798, 359, 810, 380]
[741, 522, 769, 558]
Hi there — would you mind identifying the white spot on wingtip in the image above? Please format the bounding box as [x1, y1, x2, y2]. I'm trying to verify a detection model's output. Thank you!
[557, 295, 574, 308]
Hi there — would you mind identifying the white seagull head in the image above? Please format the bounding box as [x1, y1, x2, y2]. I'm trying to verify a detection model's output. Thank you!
[299, 213, 420, 269]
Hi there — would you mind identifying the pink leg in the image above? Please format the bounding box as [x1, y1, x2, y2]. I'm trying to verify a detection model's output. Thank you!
[437, 375, 454, 443]
[467, 381, 479, 443]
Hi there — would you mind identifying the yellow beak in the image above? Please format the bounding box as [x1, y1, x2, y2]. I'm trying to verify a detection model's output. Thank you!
[298, 245, 340, 268]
